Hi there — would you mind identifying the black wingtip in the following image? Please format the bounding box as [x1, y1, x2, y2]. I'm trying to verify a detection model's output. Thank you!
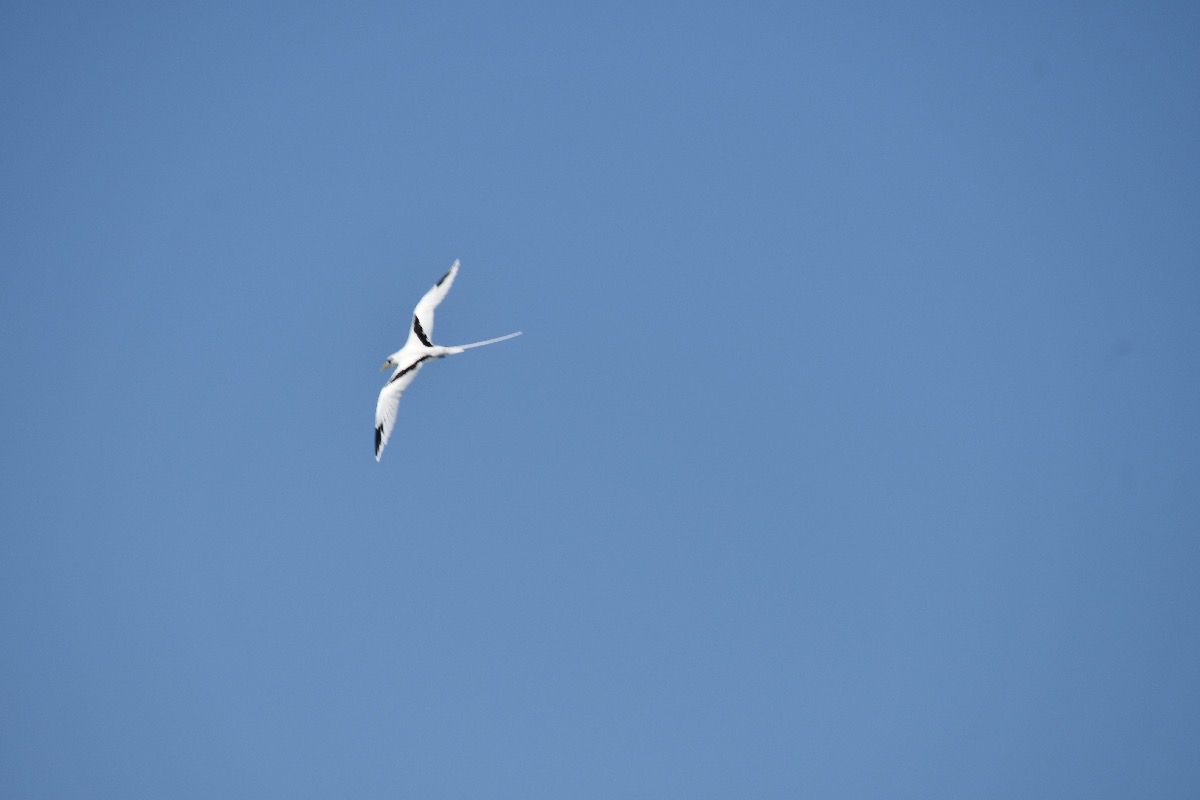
[436, 267, 453, 287]
[375, 425, 383, 458]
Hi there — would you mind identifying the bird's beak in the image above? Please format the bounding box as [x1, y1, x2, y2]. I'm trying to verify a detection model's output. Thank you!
[380, 362, 391, 372]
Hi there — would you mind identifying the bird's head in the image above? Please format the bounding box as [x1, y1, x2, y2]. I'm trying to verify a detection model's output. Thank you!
[380, 357, 395, 372]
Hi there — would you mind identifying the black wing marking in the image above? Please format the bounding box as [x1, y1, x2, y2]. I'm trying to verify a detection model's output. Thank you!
[412, 315, 433, 347]
[387, 355, 432, 384]
[375, 424, 384, 457]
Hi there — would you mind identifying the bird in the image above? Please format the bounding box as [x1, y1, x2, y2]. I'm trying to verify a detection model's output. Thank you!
[374, 260, 521, 461]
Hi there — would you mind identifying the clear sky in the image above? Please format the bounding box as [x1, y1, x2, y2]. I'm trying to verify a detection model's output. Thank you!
[2, 2, 1198, 797]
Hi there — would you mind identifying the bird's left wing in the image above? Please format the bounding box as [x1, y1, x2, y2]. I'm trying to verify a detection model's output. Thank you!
[404, 259, 460, 348]
[374, 356, 430, 461]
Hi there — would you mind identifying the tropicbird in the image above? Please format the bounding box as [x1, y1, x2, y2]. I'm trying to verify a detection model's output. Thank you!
[374, 260, 521, 461]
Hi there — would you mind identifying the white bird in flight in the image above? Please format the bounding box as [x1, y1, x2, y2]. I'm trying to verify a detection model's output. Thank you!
[374, 260, 521, 461]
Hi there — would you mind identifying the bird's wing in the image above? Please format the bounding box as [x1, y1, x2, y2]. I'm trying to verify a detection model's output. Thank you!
[404, 259, 460, 348]
[374, 356, 431, 461]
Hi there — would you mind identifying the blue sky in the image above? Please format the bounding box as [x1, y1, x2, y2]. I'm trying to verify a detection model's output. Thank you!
[2, 2, 1199, 797]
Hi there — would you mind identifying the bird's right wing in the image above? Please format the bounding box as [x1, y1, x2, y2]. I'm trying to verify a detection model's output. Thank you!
[374, 356, 430, 461]
[404, 259, 459, 348]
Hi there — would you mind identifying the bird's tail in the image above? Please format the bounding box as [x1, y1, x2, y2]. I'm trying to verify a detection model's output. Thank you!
[445, 331, 522, 353]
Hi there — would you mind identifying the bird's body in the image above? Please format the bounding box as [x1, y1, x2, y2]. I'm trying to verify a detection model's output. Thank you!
[374, 260, 521, 461]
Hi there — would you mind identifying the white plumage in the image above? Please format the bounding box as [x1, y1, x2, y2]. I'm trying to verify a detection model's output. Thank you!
[374, 260, 521, 461]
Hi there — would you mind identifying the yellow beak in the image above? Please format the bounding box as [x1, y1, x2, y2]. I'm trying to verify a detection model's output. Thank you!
[380, 362, 392, 372]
